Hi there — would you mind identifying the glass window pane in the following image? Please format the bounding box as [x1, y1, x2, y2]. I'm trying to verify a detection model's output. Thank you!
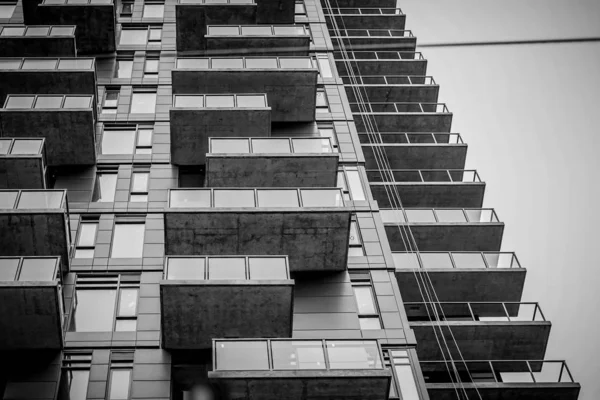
[58, 58, 93, 70]
[49, 26, 74, 36]
[102, 130, 136, 154]
[130, 194, 148, 202]
[177, 58, 209, 69]
[214, 189, 255, 207]
[68, 370, 90, 400]
[435, 209, 467, 222]
[245, 58, 278, 68]
[419, 252, 453, 269]
[291, 138, 331, 153]
[17, 191, 63, 208]
[316, 91, 327, 106]
[248, 257, 288, 280]
[95, 173, 117, 202]
[257, 189, 299, 207]
[236, 95, 265, 108]
[300, 189, 343, 207]
[115, 319, 137, 331]
[326, 340, 382, 369]
[349, 221, 360, 245]
[137, 129, 153, 146]
[346, 170, 365, 201]
[359, 317, 382, 330]
[25, 27, 50, 36]
[209, 26, 240, 35]
[109, 369, 131, 400]
[144, 59, 159, 73]
[74, 249, 94, 259]
[0, 59, 21, 69]
[5, 96, 35, 109]
[170, 190, 211, 207]
[167, 258, 205, 280]
[11, 139, 42, 154]
[120, 29, 147, 45]
[115, 60, 133, 78]
[143, 3, 164, 17]
[210, 139, 249, 153]
[18, 258, 56, 281]
[131, 173, 149, 192]
[64, 96, 91, 109]
[317, 56, 333, 77]
[174, 95, 203, 107]
[208, 257, 246, 280]
[348, 247, 364, 257]
[118, 288, 138, 317]
[395, 364, 421, 400]
[279, 57, 313, 69]
[251, 139, 290, 153]
[111, 223, 145, 258]
[148, 28, 161, 41]
[211, 58, 243, 68]
[34, 96, 63, 109]
[216, 341, 269, 370]
[78, 222, 97, 247]
[130, 92, 156, 113]
[0, 139, 10, 154]
[405, 209, 436, 222]
[241, 26, 272, 35]
[353, 286, 377, 314]
[0, 258, 19, 281]
[271, 341, 325, 370]
[70, 289, 116, 332]
[1, 27, 26, 36]
[206, 95, 234, 107]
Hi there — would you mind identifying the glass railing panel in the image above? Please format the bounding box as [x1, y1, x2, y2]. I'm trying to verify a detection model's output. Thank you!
[0, 258, 20, 281]
[419, 252, 453, 269]
[435, 209, 467, 223]
[279, 57, 313, 69]
[176, 58, 209, 69]
[273, 26, 306, 36]
[57, 58, 94, 70]
[207, 257, 246, 279]
[208, 26, 240, 35]
[236, 94, 265, 108]
[211, 57, 244, 68]
[8, 139, 43, 155]
[216, 341, 270, 370]
[18, 258, 57, 281]
[21, 58, 58, 69]
[271, 340, 326, 370]
[63, 95, 92, 108]
[0, 139, 10, 154]
[256, 189, 300, 208]
[291, 138, 332, 153]
[505, 303, 544, 322]
[484, 252, 519, 268]
[5, 96, 35, 109]
[465, 209, 497, 222]
[495, 360, 535, 383]
[170, 189, 211, 207]
[25, 27, 50, 36]
[213, 189, 255, 207]
[252, 138, 291, 153]
[451, 252, 487, 268]
[0, 59, 22, 69]
[17, 190, 63, 209]
[407, 133, 435, 143]
[405, 209, 436, 222]
[0, 191, 19, 208]
[166, 257, 206, 279]
[392, 252, 419, 269]
[206, 95, 234, 107]
[174, 95, 203, 107]
[241, 26, 272, 36]
[530, 361, 569, 383]
[34, 95, 63, 109]
[1, 26, 26, 36]
[245, 57, 278, 69]
[49, 26, 76, 36]
[248, 257, 288, 280]
[210, 138, 250, 153]
[300, 189, 343, 207]
[326, 340, 382, 369]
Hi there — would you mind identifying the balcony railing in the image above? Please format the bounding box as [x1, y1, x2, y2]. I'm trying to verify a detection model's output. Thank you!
[178, 0, 254, 4]
[351, 102, 449, 113]
[422, 360, 576, 384]
[169, 188, 345, 208]
[360, 132, 463, 144]
[406, 302, 546, 322]
[331, 29, 414, 38]
[176, 56, 314, 69]
[164, 255, 290, 280]
[342, 75, 436, 85]
[209, 137, 334, 154]
[207, 25, 308, 36]
[0, 256, 60, 282]
[0, 189, 66, 209]
[339, 51, 425, 60]
[380, 208, 500, 224]
[325, 7, 404, 15]
[393, 251, 521, 270]
[0, 57, 94, 71]
[42, 0, 112, 4]
[213, 339, 384, 371]
[368, 169, 481, 182]
[173, 94, 267, 108]
[3, 94, 93, 109]
[0, 26, 76, 37]
[0, 138, 44, 156]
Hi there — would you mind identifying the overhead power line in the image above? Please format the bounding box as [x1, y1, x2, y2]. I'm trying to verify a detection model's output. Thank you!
[418, 36, 600, 47]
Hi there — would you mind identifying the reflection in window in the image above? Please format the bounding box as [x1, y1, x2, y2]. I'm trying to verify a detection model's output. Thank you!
[120, 29, 148, 45]
[102, 129, 136, 154]
[130, 91, 157, 114]
[111, 223, 145, 258]
[103, 89, 119, 114]
[351, 272, 382, 330]
[316, 89, 329, 113]
[60, 353, 92, 400]
[115, 59, 133, 78]
[94, 172, 117, 202]
[74, 220, 98, 259]
[70, 289, 117, 332]
[144, 57, 159, 77]
[0, 3, 16, 18]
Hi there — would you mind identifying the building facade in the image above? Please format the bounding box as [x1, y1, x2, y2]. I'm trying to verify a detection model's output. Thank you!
[0, 0, 581, 399]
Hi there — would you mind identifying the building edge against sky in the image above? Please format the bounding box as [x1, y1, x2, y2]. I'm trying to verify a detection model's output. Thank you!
[0, 0, 581, 400]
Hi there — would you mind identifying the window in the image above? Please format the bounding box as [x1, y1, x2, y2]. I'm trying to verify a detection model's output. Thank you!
[120, 1, 133, 16]
[74, 219, 99, 259]
[348, 219, 365, 256]
[130, 169, 150, 202]
[101, 125, 153, 155]
[316, 55, 333, 78]
[143, 56, 159, 77]
[114, 58, 133, 78]
[102, 88, 119, 114]
[111, 220, 145, 258]
[318, 124, 338, 150]
[384, 349, 421, 400]
[316, 88, 329, 113]
[294, 0, 305, 16]
[350, 272, 382, 329]
[130, 89, 156, 113]
[0, 3, 16, 18]
[93, 170, 118, 202]
[143, 2, 164, 18]
[338, 167, 366, 201]
[108, 352, 133, 400]
[120, 26, 162, 45]
[59, 352, 92, 400]
[69, 275, 140, 332]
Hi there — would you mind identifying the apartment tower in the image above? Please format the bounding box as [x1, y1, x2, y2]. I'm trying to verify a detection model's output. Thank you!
[0, 0, 581, 399]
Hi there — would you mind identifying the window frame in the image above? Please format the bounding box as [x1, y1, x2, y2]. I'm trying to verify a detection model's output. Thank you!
[60, 352, 92, 400]
[101, 124, 154, 155]
[142, 1, 165, 18]
[119, 25, 163, 46]
[350, 271, 382, 329]
[120, 1, 133, 16]
[315, 87, 329, 113]
[73, 217, 100, 259]
[110, 217, 146, 258]
[108, 351, 134, 400]
[129, 87, 157, 114]
[93, 167, 118, 202]
[102, 87, 120, 114]
[143, 54, 160, 77]
[383, 348, 423, 400]
[114, 56, 134, 79]
[129, 166, 150, 202]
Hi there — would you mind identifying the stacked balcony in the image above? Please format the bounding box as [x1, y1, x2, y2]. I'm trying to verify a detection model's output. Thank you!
[352, 102, 452, 132]
[0, 25, 77, 57]
[324, 8, 406, 30]
[204, 25, 311, 56]
[330, 29, 416, 52]
[335, 51, 427, 76]
[0, 138, 48, 189]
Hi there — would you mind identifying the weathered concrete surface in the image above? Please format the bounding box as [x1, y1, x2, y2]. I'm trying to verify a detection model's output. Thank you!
[344, 84, 439, 104]
[205, 37, 310, 57]
[209, 369, 392, 400]
[255, 0, 295, 24]
[335, 58, 427, 77]
[0, 37, 77, 58]
[0, 282, 63, 350]
[205, 154, 339, 187]
[370, 182, 485, 208]
[172, 70, 318, 122]
[331, 36, 417, 52]
[0, 213, 70, 271]
[361, 144, 468, 170]
[354, 113, 453, 133]
[164, 210, 351, 272]
[411, 322, 551, 361]
[176, 5, 257, 52]
[426, 383, 580, 400]
[326, 13, 406, 30]
[0, 109, 96, 166]
[170, 108, 271, 165]
[0, 158, 46, 189]
[160, 281, 293, 349]
[37, 4, 116, 54]
[385, 224, 504, 252]
[395, 269, 527, 302]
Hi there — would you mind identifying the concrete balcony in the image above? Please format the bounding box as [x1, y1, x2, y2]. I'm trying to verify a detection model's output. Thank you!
[172, 56, 318, 122]
[209, 339, 391, 400]
[352, 102, 452, 133]
[407, 302, 551, 361]
[0, 57, 97, 106]
[164, 188, 350, 272]
[422, 360, 580, 400]
[381, 208, 504, 252]
[205, 25, 311, 56]
[329, 29, 416, 52]
[206, 137, 338, 187]
[0, 138, 48, 189]
[393, 251, 526, 302]
[0, 25, 77, 57]
[367, 169, 485, 208]
[33, 0, 116, 54]
[160, 255, 294, 349]
[360, 133, 467, 170]
[335, 51, 427, 76]
[170, 94, 271, 165]
[0, 94, 96, 166]
[0, 190, 70, 271]
[175, 0, 257, 53]
[343, 76, 439, 103]
[0, 256, 64, 350]
[324, 8, 406, 30]
[326, 0, 397, 7]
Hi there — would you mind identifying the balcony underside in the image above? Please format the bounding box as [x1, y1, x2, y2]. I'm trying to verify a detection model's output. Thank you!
[361, 144, 467, 170]
[370, 183, 485, 208]
[172, 70, 318, 122]
[335, 59, 427, 77]
[205, 154, 339, 187]
[411, 322, 551, 361]
[0, 37, 77, 57]
[164, 210, 351, 272]
[205, 37, 310, 56]
[384, 224, 504, 252]
[160, 281, 293, 349]
[395, 269, 527, 302]
[209, 369, 392, 400]
[331, 37, 416, 52]
[0, 158, 46, 189]
[426, 383, 580, 400]
[344, 84, 439, 103]
[326, 14, 406, 30]
[0, 282, 63, 350]
[354, 113, 452, 132]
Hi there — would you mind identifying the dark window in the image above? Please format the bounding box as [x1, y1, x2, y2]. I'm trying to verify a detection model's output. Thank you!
[102, 88, 119, 114]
